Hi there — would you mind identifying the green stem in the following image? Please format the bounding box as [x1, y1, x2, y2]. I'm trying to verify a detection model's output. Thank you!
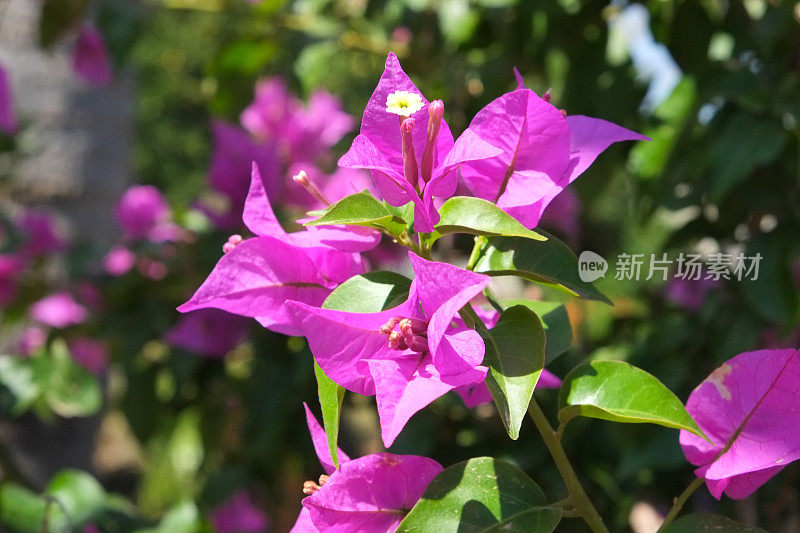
[527, 400, 609, 533]
[466, 236, 486, 271]
[658, 477, 704, 531]
[396, 230, 429, 259]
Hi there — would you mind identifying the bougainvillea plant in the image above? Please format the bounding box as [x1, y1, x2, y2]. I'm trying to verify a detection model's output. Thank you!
[176, 53, 798, 532]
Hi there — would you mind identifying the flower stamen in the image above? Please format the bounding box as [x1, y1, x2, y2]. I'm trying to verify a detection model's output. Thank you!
[293, 170, 332, 206]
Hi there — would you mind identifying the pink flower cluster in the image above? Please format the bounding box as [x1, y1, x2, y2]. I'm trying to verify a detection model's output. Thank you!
[179, 53, 652, 530]
[0, 210, 108, 374]
[204, 77, 372, 229]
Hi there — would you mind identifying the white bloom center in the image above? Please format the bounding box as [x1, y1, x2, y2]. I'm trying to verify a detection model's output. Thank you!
[385, 90, 424, 116]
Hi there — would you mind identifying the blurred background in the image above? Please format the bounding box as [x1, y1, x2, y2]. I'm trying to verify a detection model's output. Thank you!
[0, 0, 798, 531]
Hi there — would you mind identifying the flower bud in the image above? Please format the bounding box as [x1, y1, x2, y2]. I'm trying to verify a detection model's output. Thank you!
[222, 234, 243, 254]
[420, 100, 444, 184]
[400, 118, 420, 190]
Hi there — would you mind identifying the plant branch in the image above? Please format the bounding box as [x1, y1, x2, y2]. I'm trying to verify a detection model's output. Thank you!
[527, 399, 609, 533]
[465, 236, 486, 271]
[658, 476, 704, 531]
[395, 230, 429, 259]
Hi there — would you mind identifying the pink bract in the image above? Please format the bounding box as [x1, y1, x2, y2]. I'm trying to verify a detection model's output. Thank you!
[72, 25, 113, 86]
[680, 349, 800, 499]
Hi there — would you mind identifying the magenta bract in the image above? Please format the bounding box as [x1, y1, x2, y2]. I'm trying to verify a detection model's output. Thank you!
[72, 25, 113, 86]
[116, 186, 182, 242]
[680, 349, 800, 499]
[293, 406, 441, 533]
[461, 75, 647, 228]
[165, 309, 250, 358]
[179, 164, 366, 335]
[30, 292, 88, 329]
[339, 53, 500, 233]
[289, 253, 491, 446]
[0, 65, 17, 134]
[210, 490, 270, 533]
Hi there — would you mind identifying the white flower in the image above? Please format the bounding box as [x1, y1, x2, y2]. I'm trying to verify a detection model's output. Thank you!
[385, 90, 424, 116]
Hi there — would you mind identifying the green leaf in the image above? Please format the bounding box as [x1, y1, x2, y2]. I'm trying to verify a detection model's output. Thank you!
[0, 483, 62, 533]
[304, 191, 407, 236]
[384, 201, 414, 230]
[558, 360, 706, 439]
[433, 197, 546, 242]
[661, 513, 766, 533]
[397, 457, 560, 533]
[480, 306, 546, 440]
[322, 271, 411, 314]
[313, 361, 345, 469]
[133, 500, 202, 533]
[33, 340, 102, 418]
[473, 233, 611, 304]
[46, 470, 107, 525]
[502, 300, 573, 364]
[710, 114, 788, 202]
[0, 356, 40, 415]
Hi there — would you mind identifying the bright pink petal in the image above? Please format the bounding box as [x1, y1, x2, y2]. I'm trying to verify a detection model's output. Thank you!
[429, 127, 503, 198]
[432, 329, 489, 385]
[460, 88, 571, 228]
[454, 368, 560, 409]
[339, 53, 461, 233]
[454, 381, 494, 408]
[245, 163, 373, 265]
[537, 369, 562, 389]
[210, 490, 270, 533]
[302, 225, 381, 254]
[67, 338, 107, 375]
[72, 25, 112, 86]
[289, 508, 319, 533]
[165, 309, 250, 358]
[103, 246, 135, 276]
[30, 292, 88, 328]
[341, 53, 454, 180]
[302, 453, 442, 532]
[366, 356, 460, 447]
[564, 115, 649, 183]
[177, 237, 332, 336]
[408, 253, 490, 365]
[369, 169, 412, 207]
[0, 65, 17, 134]
[240, 77, 297, 139]
[287, 301, 411, 395]
[303, 403, 351, 475]
[242, 162, 286, 237]
[679, 349, 800, 499]
[208, 121, 281, 229]
[284, 236, 365, 284]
